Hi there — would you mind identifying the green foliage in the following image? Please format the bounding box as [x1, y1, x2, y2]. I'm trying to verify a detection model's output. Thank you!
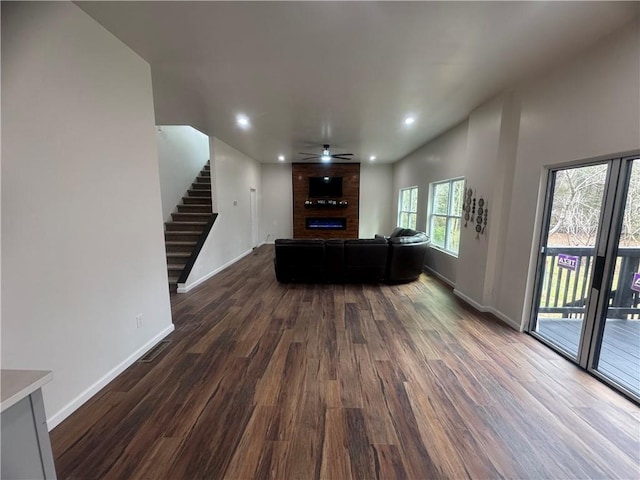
[399, 187, 419, 229]
[429, 178, 463, 254]
[433, 183, 449, 214]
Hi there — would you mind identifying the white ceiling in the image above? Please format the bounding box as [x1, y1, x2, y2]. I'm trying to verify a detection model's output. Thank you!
[77, 1, 638, 164]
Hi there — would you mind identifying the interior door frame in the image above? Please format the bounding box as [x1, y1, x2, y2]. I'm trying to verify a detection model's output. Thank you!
[250, 187, 259, 248]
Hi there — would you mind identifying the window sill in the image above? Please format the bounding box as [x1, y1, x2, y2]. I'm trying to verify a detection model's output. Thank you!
[428, 245, 458, 259]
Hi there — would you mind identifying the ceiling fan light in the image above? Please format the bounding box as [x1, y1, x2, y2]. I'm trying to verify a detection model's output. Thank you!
[321, 155, 331, 162]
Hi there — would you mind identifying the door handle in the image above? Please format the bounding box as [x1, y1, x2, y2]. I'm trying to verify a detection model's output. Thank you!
[592, 255, 606, 291]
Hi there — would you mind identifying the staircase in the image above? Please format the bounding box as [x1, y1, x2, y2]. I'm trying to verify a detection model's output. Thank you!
[164, 161, 215, 293]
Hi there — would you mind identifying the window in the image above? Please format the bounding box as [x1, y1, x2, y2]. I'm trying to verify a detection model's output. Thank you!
[429, 178, 464, 256]
[398, 186, 418, 229]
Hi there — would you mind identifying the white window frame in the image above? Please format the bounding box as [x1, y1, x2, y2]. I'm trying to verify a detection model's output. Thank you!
[397, 186, 418, 229]
[428, 177, 464, 257]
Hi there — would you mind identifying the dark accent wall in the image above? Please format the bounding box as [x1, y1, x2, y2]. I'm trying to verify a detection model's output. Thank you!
[292, 163, 360, 239]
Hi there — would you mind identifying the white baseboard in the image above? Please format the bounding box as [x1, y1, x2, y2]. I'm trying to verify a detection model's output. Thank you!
[453, 288, 484, 310]
[423, 266, 455, 287]
[453, 289, 520, 331]
[486, 306, 522, 331]
[47, 324, 175, 430]
[177, 248, 253, 293]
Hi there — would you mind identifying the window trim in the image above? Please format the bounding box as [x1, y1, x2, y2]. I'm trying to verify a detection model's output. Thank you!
[428, 177, 464, 257]
[397, 186, 419, 230]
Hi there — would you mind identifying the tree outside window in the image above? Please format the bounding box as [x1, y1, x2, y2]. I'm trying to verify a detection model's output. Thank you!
[429, 178, 464, 255]
[398, 187, 418, 229]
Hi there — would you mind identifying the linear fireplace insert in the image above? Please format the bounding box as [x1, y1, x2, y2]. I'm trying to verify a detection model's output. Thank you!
[305, 217, 347, 230]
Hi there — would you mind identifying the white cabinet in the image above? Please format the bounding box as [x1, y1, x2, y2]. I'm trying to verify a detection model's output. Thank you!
[1, 370, 57, 479]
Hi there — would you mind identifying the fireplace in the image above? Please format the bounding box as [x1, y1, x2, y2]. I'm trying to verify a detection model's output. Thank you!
[305, 217, 347, 230]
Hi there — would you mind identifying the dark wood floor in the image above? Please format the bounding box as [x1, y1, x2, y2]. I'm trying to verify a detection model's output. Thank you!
[537, 318, 640, 394]
[51, 245, 640, 479]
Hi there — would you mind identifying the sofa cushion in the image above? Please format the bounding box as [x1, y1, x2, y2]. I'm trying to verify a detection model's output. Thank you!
[388, 232, 429, 244]
[324, 239, 345, 282]
[389, 227, 406, 237]
[344, 238, 388, 282]
[274, 239, 325, 282]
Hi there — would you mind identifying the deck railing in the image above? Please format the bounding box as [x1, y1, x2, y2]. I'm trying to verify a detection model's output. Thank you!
[539, 247, 640, 320]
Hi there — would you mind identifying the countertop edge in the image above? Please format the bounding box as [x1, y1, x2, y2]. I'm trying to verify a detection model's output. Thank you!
[1, 369, 53, 413]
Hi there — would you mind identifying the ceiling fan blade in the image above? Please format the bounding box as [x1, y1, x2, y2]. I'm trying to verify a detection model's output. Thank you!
[300, 156, 319, 161]
[332, 155, 354, 159]
[298, 152, 319, 156]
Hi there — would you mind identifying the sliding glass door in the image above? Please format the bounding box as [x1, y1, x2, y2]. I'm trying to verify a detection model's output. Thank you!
[530, 156, 640, 401]
[589, 157, 640, 398]
[529, 163, 610, 359]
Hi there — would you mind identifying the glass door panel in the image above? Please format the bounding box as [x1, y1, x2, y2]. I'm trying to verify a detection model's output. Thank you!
[594, 158, 640, 396]
[530, 163, 609, 358]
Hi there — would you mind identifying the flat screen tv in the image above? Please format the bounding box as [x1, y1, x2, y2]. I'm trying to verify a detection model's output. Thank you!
[309, 176, 343, 198]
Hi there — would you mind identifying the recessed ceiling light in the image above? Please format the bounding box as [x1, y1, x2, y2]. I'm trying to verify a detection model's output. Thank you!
[369, 155, 376, 161]
[236, 114, 250, 129]
[278, 155, 285, 161]
[404, 116, 415, 126]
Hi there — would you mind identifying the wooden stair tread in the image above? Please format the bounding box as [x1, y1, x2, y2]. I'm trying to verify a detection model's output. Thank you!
[172, 212, 212, 217]
[166, 221, 208, 226]
[187, 190, 212, 196]
[182, 198, 212, 204]
[171, 214, 212, 222]
[165, 230, 202, 235]
[164, 162, 214, 292]
[177, 206, 212, 213]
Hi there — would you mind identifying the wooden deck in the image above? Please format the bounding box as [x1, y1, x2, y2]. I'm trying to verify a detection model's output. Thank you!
[537, 318, 640, 394]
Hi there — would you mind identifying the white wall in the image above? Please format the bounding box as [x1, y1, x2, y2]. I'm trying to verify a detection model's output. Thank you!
[392, 18, 639, 330]
[1, 2, 174, 428]
[393, 121, 469, 285]
[359, 164, 393, 238]
[259, 162, 392, 242]
[499, 19, 640, 328]
[156, 125, 210, 222]
[454, 94, 513, 306]
[261, 163, 293, 242]
[151, 65, 209, 135]
[180, 137, 261, 291]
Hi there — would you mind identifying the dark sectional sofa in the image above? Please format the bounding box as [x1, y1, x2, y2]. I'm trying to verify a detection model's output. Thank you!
[274, 228, 430, 284]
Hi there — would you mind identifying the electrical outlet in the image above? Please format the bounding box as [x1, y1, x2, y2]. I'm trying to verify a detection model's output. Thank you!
[136, 314, 143, 328]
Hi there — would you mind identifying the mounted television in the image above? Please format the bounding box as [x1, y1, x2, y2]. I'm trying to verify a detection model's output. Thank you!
[309, 176, 343, 198]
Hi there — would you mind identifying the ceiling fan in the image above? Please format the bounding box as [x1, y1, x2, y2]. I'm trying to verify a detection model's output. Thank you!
[298, 145, 354, 162]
